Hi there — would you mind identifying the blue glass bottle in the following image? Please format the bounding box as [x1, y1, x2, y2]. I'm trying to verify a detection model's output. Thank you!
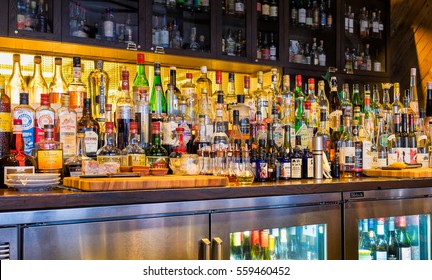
[290, 146, 302, 179]
[302, 147, 314, 179]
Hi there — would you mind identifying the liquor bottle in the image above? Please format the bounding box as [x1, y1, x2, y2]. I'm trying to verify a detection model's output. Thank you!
[146, 120, 169, 169]
[328, 76, 341, 120]
[359, 219, 373, 260]
[397, 216, 412, 260]
[77, 98, 100, 158]
[96, 121, 123, 172]
[270, 106, 284, 149]
[400, 113, 409, 149]
[311, 0, 319, 29]
[341, 83, 353, 118]
[387, 217, 398, 260]
[0, 76, 11, 158]
[295, 97, 308, 149]
[212, 91, 229, 150]
[116, 70, 135, 150]
[28, 55, 48, 105]
[230, 232, 243, 260]
[243, 75, 256, 122]
[352, 119, 362, 176]
[68, 57, 87, 120]
[103, 8, 115, 41]
[408, 215, 421, 260]
[88, 60, 110, 123]
[34, 124, 63, 174]
[48, 57, 68, 105]
[150, 62, 166, 114]
[409, 68, 420, 117]
[12, 93, 35, 155]
[408, 114, 416, 149]
[391, 82, 403, 116]
[255, 139, 268, 182]
[196, 66, 212, 104]
[166, 67, 181, 116]
[230, 94, 251, 142]
[307, 78, 319, 133]
[339, 116, 354, 178]
[162, 84, 179, 155]
[302, 147, 314, 179]
[34, 93, 55, 143]
[290, 146, 302, 179]
[281, 75, 295, 126]
[7, 54, 28, 105]
[99, 103, 114, 148]
[290, 0, 298, 25]
[261, 230, 270, 260]
[351, 84, 362, 112]
[261, 0, 270, 20]
[36, 0, 47, 32]
[255, 71, 270, 121]
[261, 33, 270, 60]
[316, 80, 329, 117]
[329, 115, 342, 175]
[133, 53, 150, 104]
[315, 110, 331, 161]
[0, 119, 37, 187]
[424, 82, 432, 129]
[251, 230, 262, 260]
[269, 33, 277, 61]
[363, 94, 375, 140]
[122, 121, 146, 166]
[375, 116, 387, 168]
[269, 0, 278, 21]
[234, 0, 245, 17]
[294, 75, 306, 99]
[63, 129, 90, 177]
[225, 73, 237, 116]
[133, 55, 151, 150]
[371, 84, 382, 118]
[237, 146, 255, 185]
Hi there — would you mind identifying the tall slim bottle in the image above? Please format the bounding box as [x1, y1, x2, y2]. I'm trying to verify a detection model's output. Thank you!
[150, 62, 166, 114]
[77, 98, 100, 158]
[28, 55, 48, 105]
[0, 76, 11, 158]
[162, 84, 179, 155]
[12, 93, 35, 155]
[255, 71, 270, 121]
[409, 68, 419, 117]
[166, 66, 181, 116]
[133, 54, 151, 149]
[48, 57, 68, 105]
[339, 116, 354, 178]
[196, 66, 212, 105]
[56, 94, 77, 159]
[88, 60, 110, 124]
[7, 54, 28, 105]
[68, 57, 87, 120]
[116, 70, 135, 150]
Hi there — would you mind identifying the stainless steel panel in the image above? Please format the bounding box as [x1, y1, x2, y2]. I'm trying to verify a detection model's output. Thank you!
[211, 204, 342, 260]
[0, 227, 18, 260]
[343, 186, 432, 201]
[344, 195, 432, 259]
[23, 214, 209, 260]
[0, 193, 341, 227]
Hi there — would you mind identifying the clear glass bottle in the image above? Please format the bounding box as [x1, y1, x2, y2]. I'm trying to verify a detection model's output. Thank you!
[0, 118, 37, 187]
[12, 92, 35, 155]
[68, 57, 87, 120]
[339, 116, 354, 178]
[122, 121, 146, 166]
[48, 57, 68, 105]
[225, 73, 237, 116]
[7, 54, 28, 105]
[162, 84, 179, 155]
[196, 66, 212, 104]
[116, 70, 135, 150]
[34, 93, 55, 144]
[64, 129, 91, 177]
[28, 55, 48, 105]
[255, 71, 270, 121]
[409, 68, 419, 117]
[34, 124, 63, 174]
[212, 92, 229, 150]
[96, 121, 123, 173]
[88, 60, 110, 124]
[166, 66, 181, 117]
[103, 7, 115, 41]
[352, 119, 363, 176]
[392, 82, 404, 115]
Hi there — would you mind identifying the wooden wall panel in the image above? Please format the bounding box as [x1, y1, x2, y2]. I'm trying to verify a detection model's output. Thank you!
[391, 0, 432, 106]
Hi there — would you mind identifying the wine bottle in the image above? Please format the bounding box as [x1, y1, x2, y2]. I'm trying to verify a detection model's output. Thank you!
[375, 218, 388, 260]
[116, 70, 135, 150]
[146, 122, 169, 169]
[230, 232, 243, 260]
[0, 75, 11, 158]
[397, 216, 412, 260]
[0, 119, 37, 188]
[387, 217, 399, 260]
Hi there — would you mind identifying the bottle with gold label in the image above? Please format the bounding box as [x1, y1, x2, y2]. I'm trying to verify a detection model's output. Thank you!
[34, 124, 63, 174]
[56, 94, 77, 159]
[122, 121, 146, 166]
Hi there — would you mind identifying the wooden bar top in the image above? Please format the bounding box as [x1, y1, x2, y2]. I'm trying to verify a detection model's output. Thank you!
[1, 177, 432, 212]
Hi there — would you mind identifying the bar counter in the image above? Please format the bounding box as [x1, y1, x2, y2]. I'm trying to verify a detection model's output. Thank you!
[1, 176, 431, 212]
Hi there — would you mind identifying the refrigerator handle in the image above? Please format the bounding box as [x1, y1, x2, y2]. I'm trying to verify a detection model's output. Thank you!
[200, 238, 211, 260]
[211, 237, 223, 260]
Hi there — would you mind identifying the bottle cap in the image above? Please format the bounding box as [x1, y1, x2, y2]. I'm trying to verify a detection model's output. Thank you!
[296, 75, 302, 85]
[236, 94, 245, 103]
[105, 122, 114, 132]
[73, 57, 81, 68]
[170, 66, 176, 71]
[228, 72, 234, 82]
[137, 53, 145, 64]
[105, 103, 112, 111]
[13, 119, 22, 125]
[95, 60, 104, 70]
[216, 71, 222, 84]
[34, 55, 42, 64]
[129, 121, 138, 131]
[40, 93, 49, 105]
[200, 66, 207, 73]
[186, 73, 192, 79]
[411, 68, 416, 75]
[19, 92, 29, 104]
[175, 127, 185, 132]
[54, 57, 62, 65]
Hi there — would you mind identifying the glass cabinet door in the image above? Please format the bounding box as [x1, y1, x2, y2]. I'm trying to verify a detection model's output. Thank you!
[357, 214, 430, 260]
[62, 0, 140, 50]
[9, 0, 61, 40]
[342, 0, 389, 76]
[287, 0, 336, 69]
[151, 0, 212, 54]
[230, 224, 326, 260]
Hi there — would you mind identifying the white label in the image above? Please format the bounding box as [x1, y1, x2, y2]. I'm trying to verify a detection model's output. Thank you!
[379, 24, 384, 31]
[400, 247, 412, 260]
[387, 153, 398, 165]
[362, 141, 372, 170]
[319, 54, 326, 66]
[104, 20, 114, 37]
[417, 153, 429, 168]
[411, 246, 420, 260]
[262, 4, 270, 16]
[349, 19, 354, 33]
[235, 3, 244, 13]
[291, 158, 302, 179]
[270, 6, 278, 17]
[377, 157, 387, 168]
[307, 158, 314, 178]
[84, 130, 99, 154]
[59, 112, 77, 157]
[376, 251, 387, 260]
[162, 121, 178, 146]
[298, 8, 306, 24]
[280, 162, 291, 178]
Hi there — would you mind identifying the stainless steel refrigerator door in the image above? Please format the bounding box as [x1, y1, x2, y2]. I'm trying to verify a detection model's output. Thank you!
[210, 199, 342, 260]
[23, 214, 209, 260]
[0, 227, 18, 260]
[344, 188, 432, 260]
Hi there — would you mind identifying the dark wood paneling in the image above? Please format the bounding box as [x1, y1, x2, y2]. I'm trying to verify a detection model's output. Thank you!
[391, 0, 432, 106]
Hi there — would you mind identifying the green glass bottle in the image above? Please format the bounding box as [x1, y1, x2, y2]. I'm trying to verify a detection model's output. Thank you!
[150, 62, 166, 114]
[146, 122, 169, 169]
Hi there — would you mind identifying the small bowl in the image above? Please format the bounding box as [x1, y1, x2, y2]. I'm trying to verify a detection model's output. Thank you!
[132, 166, 150, 176]
[150, 168, 169, 176]
[169, 154, 200, 176]
[120, 166, 133, 173]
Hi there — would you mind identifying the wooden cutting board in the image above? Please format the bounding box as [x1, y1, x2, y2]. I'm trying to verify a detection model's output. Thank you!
[63, 175, 228, 191]
[363, 168, 432, 178]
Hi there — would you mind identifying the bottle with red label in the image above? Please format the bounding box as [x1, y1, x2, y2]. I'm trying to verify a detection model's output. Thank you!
[35, 93, 55, 143]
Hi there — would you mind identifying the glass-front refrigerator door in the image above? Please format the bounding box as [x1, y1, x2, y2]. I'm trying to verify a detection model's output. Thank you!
[210, 193, 342, 260]
[344, 187, 432, 260]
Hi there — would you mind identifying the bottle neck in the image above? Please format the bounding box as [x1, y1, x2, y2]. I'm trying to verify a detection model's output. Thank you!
[73, 66, 82, 82]
[53, 64, 64, 82]
[12, 60, 23, 78]
[11, 126, 24, 154]
[76, 134, 87, 156]
[152, 129, 162, 146]
[128, 131, 139, 146]
[105, 130, 116, 146]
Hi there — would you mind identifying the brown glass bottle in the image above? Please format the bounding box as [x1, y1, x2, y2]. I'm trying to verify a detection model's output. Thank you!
[0, 76, 11, 158]
[77, 98, 100, 158]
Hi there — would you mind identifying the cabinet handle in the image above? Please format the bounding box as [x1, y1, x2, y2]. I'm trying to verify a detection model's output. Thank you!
[200, 238, 211, 260]
[211, 237, 223, 260]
